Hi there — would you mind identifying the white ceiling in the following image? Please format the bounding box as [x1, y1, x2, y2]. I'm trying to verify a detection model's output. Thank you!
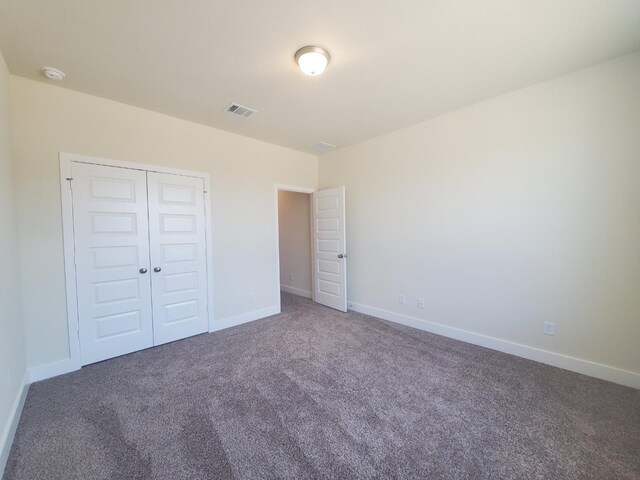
[1, 1, 640, 154]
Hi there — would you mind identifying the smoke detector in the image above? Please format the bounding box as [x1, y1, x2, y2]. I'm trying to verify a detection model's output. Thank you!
[41, 67, 65, 81]
[225, 103, 257, 118]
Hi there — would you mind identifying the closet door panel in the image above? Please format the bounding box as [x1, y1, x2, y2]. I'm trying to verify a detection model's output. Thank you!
[147, 172, 208, 345]
[71, 162, 154, 365]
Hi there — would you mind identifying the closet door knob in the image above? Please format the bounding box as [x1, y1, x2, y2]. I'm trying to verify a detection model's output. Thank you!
[139, 268, 148, 274]
[153, 267, 162, 272]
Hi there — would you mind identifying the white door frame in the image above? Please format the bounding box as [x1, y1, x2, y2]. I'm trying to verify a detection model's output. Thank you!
[60, 152, 214, 370]
[273, 184, 316, 311]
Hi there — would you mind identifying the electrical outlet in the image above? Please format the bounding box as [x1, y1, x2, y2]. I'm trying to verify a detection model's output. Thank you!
[543, 322, 555, 336]
[289, 274, 294, 281]
[399, 295, 406, 305]
[417, 298, 425, 309]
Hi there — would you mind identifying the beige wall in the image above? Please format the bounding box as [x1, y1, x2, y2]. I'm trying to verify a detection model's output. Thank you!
[0, 51, 26, 468]
[320, 51, 640, 376]
[278, 190, 312, 296]
[6, 50, 640, 385]
[10, 76, 317, 369]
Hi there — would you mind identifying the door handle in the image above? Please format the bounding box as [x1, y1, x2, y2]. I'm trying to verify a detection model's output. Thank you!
[139, 268, 148, 274]
[338, 254, 348, 259]
[153, 267, 162, 272]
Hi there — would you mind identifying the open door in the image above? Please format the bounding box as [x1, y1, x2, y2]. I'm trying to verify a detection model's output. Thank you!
[312, 186, 347, 312]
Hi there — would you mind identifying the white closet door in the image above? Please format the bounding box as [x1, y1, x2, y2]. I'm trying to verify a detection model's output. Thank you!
[312, 186, 348, 312]
[71, 163, 154, 365]
[147, 172, 208, 345]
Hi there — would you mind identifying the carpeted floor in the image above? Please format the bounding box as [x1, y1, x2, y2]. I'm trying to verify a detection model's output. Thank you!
[4, 292, 639, 479]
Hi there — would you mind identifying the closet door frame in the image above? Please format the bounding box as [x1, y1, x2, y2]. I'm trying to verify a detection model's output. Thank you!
[60, 153, 214, 372]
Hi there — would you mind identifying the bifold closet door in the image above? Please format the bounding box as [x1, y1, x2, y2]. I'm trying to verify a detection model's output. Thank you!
[71, 163, 154, 365]
[147, 172, 209, 345]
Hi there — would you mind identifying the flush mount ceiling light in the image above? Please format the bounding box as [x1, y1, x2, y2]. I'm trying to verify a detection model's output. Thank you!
[41, 66, 65, 81]
[295, 46, 330, 76]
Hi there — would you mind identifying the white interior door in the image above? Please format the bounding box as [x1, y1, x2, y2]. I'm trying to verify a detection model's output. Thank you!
[312, 186, 347, 312]
[71, 163, 154, 365]
[147, 172, 209, 345]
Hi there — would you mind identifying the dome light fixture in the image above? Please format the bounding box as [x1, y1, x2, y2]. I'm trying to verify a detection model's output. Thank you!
[295, 46, 330, 76]
[41, 67, 65, 81]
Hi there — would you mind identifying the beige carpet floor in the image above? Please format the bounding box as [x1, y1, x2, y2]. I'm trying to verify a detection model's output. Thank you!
[4, 292, 639, 479]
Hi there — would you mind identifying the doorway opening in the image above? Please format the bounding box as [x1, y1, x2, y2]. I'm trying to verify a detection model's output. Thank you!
[275, 184, 348, 313]
[276, 188, 313, 307]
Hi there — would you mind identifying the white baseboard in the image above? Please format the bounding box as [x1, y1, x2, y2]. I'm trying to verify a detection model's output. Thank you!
[18, 305, 279, 393]
[210, 305, 280, 332]
[0, 372, 29, 477]
[349, 302, 640, 390]
[26, 306, 281, 383]
[27, 358, 79, 384]
[280, 284, 312, 299]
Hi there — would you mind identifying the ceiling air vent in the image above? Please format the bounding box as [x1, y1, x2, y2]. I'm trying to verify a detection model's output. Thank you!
[310, 141, 336, 153]
[225, 103, 257, 118]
